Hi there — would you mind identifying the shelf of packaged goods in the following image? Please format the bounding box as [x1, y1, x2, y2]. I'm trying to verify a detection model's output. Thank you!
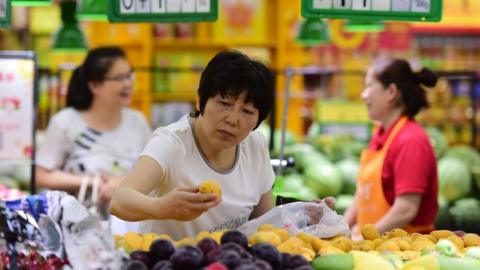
[152, 91, 197, 102]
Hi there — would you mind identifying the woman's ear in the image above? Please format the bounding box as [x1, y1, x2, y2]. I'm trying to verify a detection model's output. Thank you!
[195, 99, 200, 112]
[387, 83, 402, 105]
[88, 81, 101, 95]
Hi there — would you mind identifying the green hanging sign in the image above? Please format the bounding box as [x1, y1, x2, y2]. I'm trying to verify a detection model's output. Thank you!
[302, 0, 443, 22]
[107, 0, 217, 23]
[77, 0, 108, 21]
[0, 0, 11, 28]
[12, 0, 51, 7]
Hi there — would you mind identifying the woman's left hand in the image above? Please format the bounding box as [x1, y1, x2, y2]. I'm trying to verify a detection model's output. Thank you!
[99, 175, 124, 203]
[312, 197, 335, 209]
[306, 197, 336, 225]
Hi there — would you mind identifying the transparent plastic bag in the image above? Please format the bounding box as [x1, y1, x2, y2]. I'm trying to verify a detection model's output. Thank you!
[238, 201, 350, 239]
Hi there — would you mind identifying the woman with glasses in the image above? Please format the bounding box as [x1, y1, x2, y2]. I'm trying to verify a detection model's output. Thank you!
[36, 47, 151, 227]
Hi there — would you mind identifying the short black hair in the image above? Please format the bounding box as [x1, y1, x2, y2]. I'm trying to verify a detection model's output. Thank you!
[372, 59, 438, 118]
[195, 50, 275, 129]
[66, 46, 126, 110]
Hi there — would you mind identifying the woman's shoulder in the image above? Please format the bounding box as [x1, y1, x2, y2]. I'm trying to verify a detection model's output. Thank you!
[241, 130, 269, 150]
[49, 108, 81, 126]
[396, 120, 431, 145]
[122, 108, 148, 121]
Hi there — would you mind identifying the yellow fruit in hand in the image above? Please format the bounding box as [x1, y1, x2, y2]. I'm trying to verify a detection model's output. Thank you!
[361, 224, 380, 240]
[199, 180, 222, 197]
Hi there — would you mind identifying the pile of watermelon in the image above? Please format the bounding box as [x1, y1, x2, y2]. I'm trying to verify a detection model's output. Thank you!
[428, 127, 480, 233]
[267, 123, 480, 233]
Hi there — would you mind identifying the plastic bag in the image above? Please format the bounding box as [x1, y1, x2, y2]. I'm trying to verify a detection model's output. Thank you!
[238, 201, 350, 239]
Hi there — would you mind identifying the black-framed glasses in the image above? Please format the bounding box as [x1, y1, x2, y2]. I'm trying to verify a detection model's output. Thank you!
[104, 70, 135, 82]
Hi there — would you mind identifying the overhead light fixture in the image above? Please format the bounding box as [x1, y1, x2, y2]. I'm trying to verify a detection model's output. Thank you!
[296, 18, 330, 47]
[344, 20, 385, 33]
[12, 0, 51, 7]
[77, 0, 108, 21]
[52, 1, 88, 51]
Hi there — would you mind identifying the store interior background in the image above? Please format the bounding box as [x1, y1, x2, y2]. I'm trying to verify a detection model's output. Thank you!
[0, 0, 480, 145]
[1, 0, 480, 150]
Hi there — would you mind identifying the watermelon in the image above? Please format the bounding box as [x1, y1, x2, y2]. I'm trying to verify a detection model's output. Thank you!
[438, 157, 471, 202]
[425, 127, 448, 158]
[449, 198, 480, 234]
[304, 161, 343, 198]
[335, 158, 360, 195]
[435, 195, 451, 230]
[444, 145, 480, 192]
[273, 174, 316, 201]
[283, 143, 323, 171]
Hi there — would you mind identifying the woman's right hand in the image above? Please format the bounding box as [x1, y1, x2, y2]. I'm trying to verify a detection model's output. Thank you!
[158, 186, 221, 221]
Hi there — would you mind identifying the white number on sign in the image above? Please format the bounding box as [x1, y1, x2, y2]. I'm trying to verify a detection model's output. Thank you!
[120, 0, 135, 13]
[411, 0, 430, 12]
[333, 0, 351, 9]
[352, 0, 370, 10]
[181, 0, 195, 12]
[313, 0, 332, 9]
[392, 0, 409, 11]
[371, 0, 390, 11]
[136, 0, 150, 13]
[152, 0, 166, 13]
[166, 0, 181, 12]
[196, 0, 209, 12]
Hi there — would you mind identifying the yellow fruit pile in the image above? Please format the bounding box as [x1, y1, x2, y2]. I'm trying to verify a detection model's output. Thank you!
[356, 224, 480, 260]
[114, 224, 480, 264]
[114, 230, 228, 253]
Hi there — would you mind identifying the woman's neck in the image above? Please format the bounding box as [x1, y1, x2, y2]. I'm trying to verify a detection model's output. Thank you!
[82, 102, 123, 131]
[192, 118, 236, 171]
[380, 108, 404, 131]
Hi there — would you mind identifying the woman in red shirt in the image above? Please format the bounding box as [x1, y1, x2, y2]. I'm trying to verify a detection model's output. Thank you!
[344, 59, 439, 236]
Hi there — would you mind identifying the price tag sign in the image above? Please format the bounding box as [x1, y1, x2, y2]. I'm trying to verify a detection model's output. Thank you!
[318, 123, 371, 141]
[0, 52, 36, 161]
[108, 0, 217, 23]
[302, 0, 443, 22]
[0, 0, 11, 28]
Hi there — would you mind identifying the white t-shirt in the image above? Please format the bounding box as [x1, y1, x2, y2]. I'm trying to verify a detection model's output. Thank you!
[37, 107, 151, 177]
[138, 115, 275, 240]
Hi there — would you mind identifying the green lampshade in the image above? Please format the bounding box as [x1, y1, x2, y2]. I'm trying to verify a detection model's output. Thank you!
[77, 0, 108, 21]
[12, 0, 51, 7]
[52, 1, 87, 51]
[296, 18, 330, 46]
[344, 20, 385, 33]
[52, 24, 87, 51]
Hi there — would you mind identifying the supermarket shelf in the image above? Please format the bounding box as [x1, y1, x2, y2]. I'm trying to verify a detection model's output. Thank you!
[152, 92, 197, 102]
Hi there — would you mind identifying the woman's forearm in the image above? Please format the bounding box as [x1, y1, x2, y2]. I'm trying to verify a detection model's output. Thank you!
[375, 194, 421, 234]
[344, 193, 358, 228]
[109, 186, 163, 221]
[36, 167, 85, 192]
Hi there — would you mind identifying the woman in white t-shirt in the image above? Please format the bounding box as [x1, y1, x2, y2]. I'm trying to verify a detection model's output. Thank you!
[36, 47, 151, 206]
[109, 50, 276, 239]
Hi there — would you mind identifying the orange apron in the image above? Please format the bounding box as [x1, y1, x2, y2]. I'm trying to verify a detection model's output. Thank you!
[356, 116, 433, 235]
